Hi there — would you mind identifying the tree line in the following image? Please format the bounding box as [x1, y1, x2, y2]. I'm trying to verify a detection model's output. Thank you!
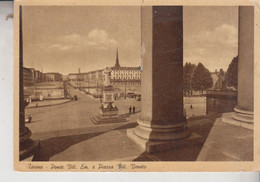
[183, 56, 238, 96]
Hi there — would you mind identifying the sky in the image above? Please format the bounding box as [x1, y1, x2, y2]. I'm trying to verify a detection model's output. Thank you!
[183, 6, 238, 72]
[22, 6, 238, 75]
[23, 6, 141, 74]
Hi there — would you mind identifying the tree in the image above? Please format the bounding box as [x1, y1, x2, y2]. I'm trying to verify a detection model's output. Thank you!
[225, 55, 238, 89]
[183, 62, 196, 96]
[191, 62, 213, 95]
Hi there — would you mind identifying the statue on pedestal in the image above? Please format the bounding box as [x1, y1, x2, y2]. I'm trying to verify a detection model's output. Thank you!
[103, 67, 111, 87]
[214, 69, 227, 90]
[101, 67, 117, 110]
[91, 67, 125, 124]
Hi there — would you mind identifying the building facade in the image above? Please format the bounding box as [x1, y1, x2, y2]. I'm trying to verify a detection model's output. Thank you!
[110, 66, 141, 86]
[67, 49, 141, 87]
[35, 70, 45, 82]
[23, 68, 64, 100]
[23, 67, 61, 85]
[44, 72, 63, 82]
[110, 49, 141, 86]
[23, 67, 34, 86]
[68, 69, 104, 88]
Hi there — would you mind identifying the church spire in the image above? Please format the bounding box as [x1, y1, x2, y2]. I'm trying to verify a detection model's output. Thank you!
[114, 48, 120, 68]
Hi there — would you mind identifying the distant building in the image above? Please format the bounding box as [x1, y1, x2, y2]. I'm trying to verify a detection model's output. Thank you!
[23, 68, 64, 101]
[110, 49, 141, 86]
[68, 69, 104, 87]
[67, 49, 141, 87]
[44, 72, 63, 82]
[110, 67, 141, 85]
[23, 67, 49, 86]
[23, 67, 34, 86]
[35, 70, 45, 82]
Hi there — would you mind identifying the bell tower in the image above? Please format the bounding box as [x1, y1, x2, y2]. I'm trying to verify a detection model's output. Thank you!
[114, 48, 120, 68]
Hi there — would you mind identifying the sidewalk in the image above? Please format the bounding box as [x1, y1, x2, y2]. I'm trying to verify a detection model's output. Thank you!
[27, 99, 71, 108]
[197, 116, 253, 161]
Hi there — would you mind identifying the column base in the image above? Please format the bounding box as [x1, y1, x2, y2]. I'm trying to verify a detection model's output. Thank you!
[232, 106, 254, 123]
[126, 117, 203, 153]
[221, 110, 253, 130]
[19, 139, 40, 161]
[91, 105, 126, 124]
[19, 127, 40, 161]
[127, 128, 203, 153]
[134, 117, 191, 141]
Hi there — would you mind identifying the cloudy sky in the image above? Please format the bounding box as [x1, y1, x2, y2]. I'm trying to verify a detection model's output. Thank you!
[23, 6, 238, 74]
[184, 6, 238, 72]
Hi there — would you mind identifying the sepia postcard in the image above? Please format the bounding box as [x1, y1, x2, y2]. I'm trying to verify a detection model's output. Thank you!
[13, 0, 260, 172]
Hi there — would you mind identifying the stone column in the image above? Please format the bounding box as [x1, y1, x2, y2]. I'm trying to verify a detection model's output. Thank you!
[127, 6, 195, 153]
[231, 6, 254, 129]
[19, 6, 39, 160]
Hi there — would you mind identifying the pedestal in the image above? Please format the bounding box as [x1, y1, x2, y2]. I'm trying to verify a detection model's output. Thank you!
[91, 82, 125, 124]
[92, 104, 125, 124]
[19, 127, 40, 160]
[206, 89, 237, 114]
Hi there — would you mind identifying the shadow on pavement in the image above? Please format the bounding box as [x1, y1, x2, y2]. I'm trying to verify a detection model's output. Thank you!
[133, 114, 219, 161]
[32, 131, 105, 161]
[113, 122, 137, 131]
[32, 114, 218, 161]
[119, 110, 141, 119]
[32, 122, 138, 161]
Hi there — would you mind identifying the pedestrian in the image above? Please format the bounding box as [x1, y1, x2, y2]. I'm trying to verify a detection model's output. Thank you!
[129, 106, 132, 114]
[190, 104, 193, 109]
[28, 115, 32, 123]
[133, 106, 135, 113]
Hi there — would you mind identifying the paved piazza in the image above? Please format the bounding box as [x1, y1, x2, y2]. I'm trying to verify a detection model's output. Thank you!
[25, 87, 252, 161]
[25, 85, 206, 135]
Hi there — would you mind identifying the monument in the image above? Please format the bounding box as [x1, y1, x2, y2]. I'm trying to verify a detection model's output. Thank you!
[206, 68, 237, 114]
[92, 67, 125, 124]
[213, 69, 226, 90]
